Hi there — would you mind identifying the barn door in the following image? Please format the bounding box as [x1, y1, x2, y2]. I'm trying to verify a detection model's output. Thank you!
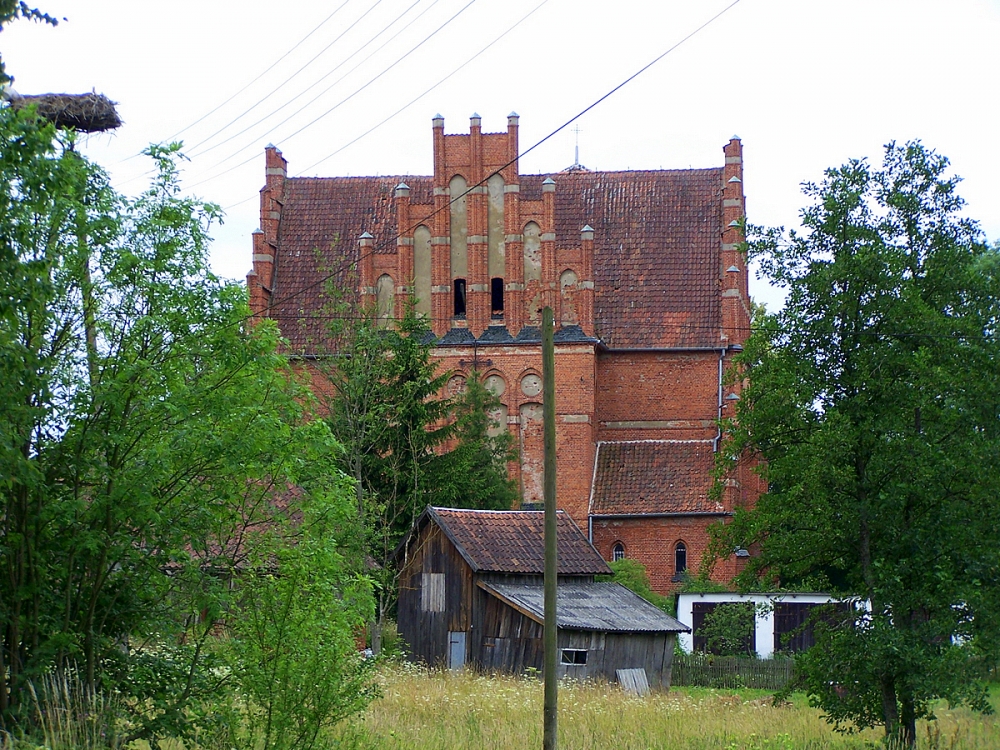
[447, 631, 467, 670]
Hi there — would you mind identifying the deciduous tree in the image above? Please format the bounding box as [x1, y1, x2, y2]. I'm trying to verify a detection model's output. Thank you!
[0, 107, 371, 741]
[714, 142, 1000, 746]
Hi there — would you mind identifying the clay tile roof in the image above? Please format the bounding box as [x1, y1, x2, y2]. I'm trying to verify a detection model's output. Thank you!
[549, 169, 724, 349]
[267, 167, 724, 353]
[428, 507, 611, 575]
[267, 175, 433, 355]
[590, 441, 724, 516]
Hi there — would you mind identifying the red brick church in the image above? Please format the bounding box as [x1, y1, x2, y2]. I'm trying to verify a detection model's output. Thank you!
[247, 113, 760, 593]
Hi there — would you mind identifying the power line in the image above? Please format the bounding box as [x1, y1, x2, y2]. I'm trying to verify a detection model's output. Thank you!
[223, 0, 553, 211]
[114, 1, 353, 166]
[97, 0, 748, 377]
[189, 0, 439, 164]
[164, 1, 355, 146]
[250, 311, 992, 343]
[244, 0, 745, 326]
[298, 0, 554, 175]
[183, 0, 480, 192]
[182, 0, 389, 156]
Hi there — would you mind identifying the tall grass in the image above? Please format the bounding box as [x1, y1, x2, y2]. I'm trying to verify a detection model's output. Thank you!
[1, 671, 122, 750]
[3, 665, 996, 749]
[330, 663, 1000, 750]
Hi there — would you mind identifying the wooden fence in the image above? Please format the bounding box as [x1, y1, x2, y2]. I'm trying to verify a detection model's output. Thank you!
[671, 654, 795, 691]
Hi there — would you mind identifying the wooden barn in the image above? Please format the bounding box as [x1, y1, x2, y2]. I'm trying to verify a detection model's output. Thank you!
[396, 507, 689, 688]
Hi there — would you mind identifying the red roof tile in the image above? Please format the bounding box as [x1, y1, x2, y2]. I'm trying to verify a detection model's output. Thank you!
[268, 176, 432, 354]
[427, 507, 611, 575]
[590, 441, 724, 515]
[266, 167, 724, 353]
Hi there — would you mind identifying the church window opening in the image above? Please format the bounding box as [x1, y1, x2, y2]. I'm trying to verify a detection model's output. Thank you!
[491, 277, 504, 315]
[675, 541, 688, 576]
[612, 542, 626, 562]
[453, 278, 467, 317]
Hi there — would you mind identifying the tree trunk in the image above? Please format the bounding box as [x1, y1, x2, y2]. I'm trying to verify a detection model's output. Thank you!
[880, 675, 900, 745]
[899, 687, 917, 748]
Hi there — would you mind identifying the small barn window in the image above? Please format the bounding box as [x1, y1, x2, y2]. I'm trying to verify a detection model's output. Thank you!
[675, 541, 688, 576]
[612, 542, 626, 562]
[453, 278, 467, 317]
[560, 649, 588, 665]
[422, 573, 445, 612]
[491, 277, 504, 315]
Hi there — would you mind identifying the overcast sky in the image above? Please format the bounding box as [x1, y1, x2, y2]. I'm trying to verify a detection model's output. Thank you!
[5, 0, 999, 311]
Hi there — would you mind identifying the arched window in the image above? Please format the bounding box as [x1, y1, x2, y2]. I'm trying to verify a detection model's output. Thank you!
[674, 541, 688, 576]
[612, 542, 626, 562]
[559, 268, 578, 325]
[487, 173, 506, 280]
[413, 225, 432, 318]
[449, 175, 468, 279]
[523, 222, 541, 282]
[375, 274, 394, 326]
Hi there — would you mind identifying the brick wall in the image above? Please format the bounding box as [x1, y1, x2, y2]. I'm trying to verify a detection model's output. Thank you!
[592, 515, 743, 595]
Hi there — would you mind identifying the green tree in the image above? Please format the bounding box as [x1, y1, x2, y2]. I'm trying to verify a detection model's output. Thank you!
[713, 142, 1000, 746]
[428, 372, 518, 511]
[0, 107, 370, 742]
[321, 306, 451, 652]
[320, 307, 519, 652]
[698, 602, 756, 657]
[596, 558, 674, 613]
[223, 480, 376, 750]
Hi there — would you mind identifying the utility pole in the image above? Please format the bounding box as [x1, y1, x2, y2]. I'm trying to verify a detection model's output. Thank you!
[542, 306, 558, 750]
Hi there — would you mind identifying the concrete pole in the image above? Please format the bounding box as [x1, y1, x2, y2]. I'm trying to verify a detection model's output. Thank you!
[542, 306, 558, 750]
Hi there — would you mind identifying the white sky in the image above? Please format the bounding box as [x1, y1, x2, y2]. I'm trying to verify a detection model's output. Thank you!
[5, 0, 999, 312]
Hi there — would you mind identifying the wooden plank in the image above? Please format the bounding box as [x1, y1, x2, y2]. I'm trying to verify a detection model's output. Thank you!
[617, 668, 650, 696]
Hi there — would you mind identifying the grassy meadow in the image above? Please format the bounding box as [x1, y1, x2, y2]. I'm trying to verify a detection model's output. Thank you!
[330, 663, 1000, 750]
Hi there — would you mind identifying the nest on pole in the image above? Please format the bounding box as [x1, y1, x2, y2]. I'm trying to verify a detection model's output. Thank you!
[8, 92, 122, 132]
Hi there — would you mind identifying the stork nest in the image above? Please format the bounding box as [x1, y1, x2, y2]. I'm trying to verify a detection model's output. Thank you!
[9, 92, 122, 132]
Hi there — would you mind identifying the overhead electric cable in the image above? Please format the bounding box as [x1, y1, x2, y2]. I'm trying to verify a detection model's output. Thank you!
[117, 0, 747, 376]
[183, 0, 480, 191]
[222, 0, 551, 209]
[114, 1, 352, 166]
[183, 0, 388, 156]
[189, 0, 438, 162]
[238, 0, 745, 324]
[297, 0, 553, 175]
[162, 1, 353, 145]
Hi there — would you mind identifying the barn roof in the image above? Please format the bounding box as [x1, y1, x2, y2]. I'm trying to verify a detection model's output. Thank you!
[589, 440, 726, 516]
[407, 506, 611, 576]
[480, 581, 690, 633]
[266, 167, 724, 353]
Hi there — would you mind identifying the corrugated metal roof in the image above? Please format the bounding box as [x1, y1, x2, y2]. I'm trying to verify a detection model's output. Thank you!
[429, 507, 611, 576]
[481, 581, 690, 633]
